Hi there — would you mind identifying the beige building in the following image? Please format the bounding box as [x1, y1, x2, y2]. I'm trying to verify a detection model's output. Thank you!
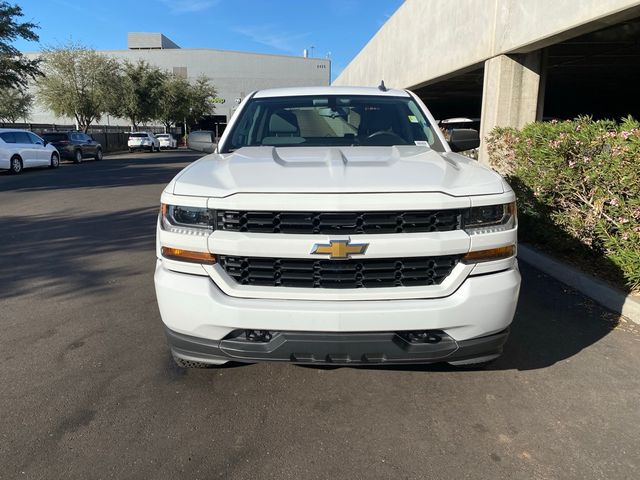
[25, 32, 331, 133]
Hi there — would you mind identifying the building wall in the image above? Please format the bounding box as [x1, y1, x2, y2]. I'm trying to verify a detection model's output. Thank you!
[333, 0, 640, 89]
[24, 48, 331, 126]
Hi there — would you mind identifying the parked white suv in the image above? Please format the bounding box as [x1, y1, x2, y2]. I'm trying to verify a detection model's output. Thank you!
[0, 129, 60, 174]
[128, 132, 160, 152]
[155, 86, 521, 368]
[157, 133, 177, 149]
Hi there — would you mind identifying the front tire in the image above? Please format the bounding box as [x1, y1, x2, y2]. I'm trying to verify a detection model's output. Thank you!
[94, 148, 103, 161]
[50, 152, 60, 168]
[73, 149, 83, 164]
[9, 155, 23, 174]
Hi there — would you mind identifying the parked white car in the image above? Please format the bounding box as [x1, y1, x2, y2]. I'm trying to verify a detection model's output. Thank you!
[0, 128, 60, 174]
[128, 132, 160, 152]
[155, 86, 520, 369]
[156, 133, 177, 149]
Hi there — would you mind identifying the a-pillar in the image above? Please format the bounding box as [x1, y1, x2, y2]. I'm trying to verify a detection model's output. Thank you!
[478, 52, 544, 164]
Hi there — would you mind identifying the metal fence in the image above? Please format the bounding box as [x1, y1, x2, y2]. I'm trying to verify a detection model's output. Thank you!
[0, 123, 182, 153]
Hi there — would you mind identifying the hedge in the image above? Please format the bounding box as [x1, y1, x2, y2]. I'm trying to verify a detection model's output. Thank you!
[486, 116, 640, 292]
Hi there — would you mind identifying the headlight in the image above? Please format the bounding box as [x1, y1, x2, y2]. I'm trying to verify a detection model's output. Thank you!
[463, 202, 516, 234]
[160, 204, 215, 236]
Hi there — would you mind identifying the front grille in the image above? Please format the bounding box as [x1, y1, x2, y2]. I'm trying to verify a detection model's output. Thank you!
[215, 210, 461, 234]
[218, 255, 461, 289]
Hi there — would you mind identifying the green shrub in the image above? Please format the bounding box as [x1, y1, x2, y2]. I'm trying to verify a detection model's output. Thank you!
[487, 116, 640, 292]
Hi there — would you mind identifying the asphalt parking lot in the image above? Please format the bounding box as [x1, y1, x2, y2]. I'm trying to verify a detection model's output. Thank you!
[0, 150, 638, 480]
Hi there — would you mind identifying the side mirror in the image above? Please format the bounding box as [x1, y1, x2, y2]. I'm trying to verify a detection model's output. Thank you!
[448, 129, 480, 153]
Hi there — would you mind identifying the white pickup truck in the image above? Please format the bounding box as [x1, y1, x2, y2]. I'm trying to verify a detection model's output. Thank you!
[154, 86, 520, 368]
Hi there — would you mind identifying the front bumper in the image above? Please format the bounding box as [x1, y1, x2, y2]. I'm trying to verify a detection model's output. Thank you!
[154, 261, 520, 363]
[166, 326, 510, 365]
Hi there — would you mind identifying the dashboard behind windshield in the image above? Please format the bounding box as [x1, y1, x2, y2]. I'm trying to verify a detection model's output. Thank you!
[221, 95, 444, 153]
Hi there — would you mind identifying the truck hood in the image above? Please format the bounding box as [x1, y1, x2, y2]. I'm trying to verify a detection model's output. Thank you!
[171, 146, 504, 197]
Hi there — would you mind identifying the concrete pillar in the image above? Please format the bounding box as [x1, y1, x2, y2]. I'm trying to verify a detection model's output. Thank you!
[478, 51, 543, 164]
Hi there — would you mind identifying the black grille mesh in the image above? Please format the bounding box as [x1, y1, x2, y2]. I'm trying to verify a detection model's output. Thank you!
[219, 255, 461, 289]
[216, 210, 461, 234]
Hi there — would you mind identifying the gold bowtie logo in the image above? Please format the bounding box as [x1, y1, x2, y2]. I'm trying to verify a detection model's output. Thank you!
[311, 240, 369, 259]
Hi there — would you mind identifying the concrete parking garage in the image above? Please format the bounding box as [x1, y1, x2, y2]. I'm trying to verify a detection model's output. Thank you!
[334, 0, 640, 162]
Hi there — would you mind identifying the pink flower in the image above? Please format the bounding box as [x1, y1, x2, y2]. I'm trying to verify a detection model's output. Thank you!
[620, 130, 636, 140]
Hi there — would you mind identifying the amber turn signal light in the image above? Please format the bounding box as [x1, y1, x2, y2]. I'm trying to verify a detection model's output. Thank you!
[161, 247, 217, 264]
[462, 245, 515, 263]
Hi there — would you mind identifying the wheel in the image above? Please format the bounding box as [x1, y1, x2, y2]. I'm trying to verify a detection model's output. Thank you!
[73, 149, 83, 164]
[94, 148, 103, 161]
[128, 148, 133, 153]
[9, 155, 23, 174]
[49, 152, 60, 168]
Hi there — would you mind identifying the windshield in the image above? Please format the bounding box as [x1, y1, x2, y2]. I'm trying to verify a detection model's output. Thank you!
[222, 95, 444, 153]
[157, 134, 170, 138]
[129, 133, 148, 138]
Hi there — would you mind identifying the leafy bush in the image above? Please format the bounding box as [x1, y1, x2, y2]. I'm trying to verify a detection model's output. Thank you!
[487, 116, 640, 292]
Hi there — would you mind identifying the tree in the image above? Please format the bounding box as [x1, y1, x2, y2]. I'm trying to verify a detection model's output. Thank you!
[157, 74, 191, 131]
[36, 43, 120, 132]
[115, 60, 166, 130]
[187, 75, 217, 124]
[0, 2, 41, 90]
[0, 86, 32, 123]
[156, 74, 217, 130]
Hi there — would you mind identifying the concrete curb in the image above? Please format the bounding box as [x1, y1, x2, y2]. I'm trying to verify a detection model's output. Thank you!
[518, 244, 640, 324]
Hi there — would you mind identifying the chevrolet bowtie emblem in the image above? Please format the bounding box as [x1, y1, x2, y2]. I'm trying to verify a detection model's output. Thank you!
[311, 240, 369, 259]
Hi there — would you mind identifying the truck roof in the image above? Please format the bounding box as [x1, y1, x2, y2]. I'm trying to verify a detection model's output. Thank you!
[253, 86, 410, 98]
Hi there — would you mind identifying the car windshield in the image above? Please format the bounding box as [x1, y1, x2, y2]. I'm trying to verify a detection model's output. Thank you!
[157, 134, 169, 138]
[222, 95, 444, 153]
[130, 133, 148, 138]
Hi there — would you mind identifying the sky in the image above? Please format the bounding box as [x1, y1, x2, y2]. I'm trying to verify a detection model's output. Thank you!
[13, 0, 404, 81]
